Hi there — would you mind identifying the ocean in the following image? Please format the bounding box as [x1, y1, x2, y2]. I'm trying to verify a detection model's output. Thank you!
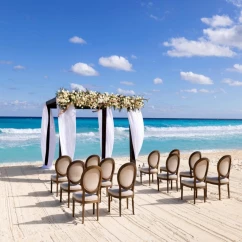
[0, 117, 242, 163]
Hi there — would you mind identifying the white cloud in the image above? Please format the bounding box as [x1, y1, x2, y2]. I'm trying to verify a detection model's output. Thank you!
[120, 81, 134, 86]
[201, 15, 233, 27]
[164, 37, 235, 57]
[70, 83, 86, 91]
[99, 56, 133, 71]
[222, 78, 242, 86]
[199, 89, 210, 93]
[153, 77, 163, 84]
[181, 89, 198, 93]
[44, 75, 48, 79]
[131, 54, 137, 59]
[150, 14, 160, 21]
[71, 62, 99, 76]
[117, 88, 135, 95]
[180, 71, 213, 85]
[227, 0, 242, 7]
[152, 89, 160, 92]
[13, 65, 25, 70]
[0, 60, 12, 64]
[69, 36, 86, 44]
[227, 63, 242, 73]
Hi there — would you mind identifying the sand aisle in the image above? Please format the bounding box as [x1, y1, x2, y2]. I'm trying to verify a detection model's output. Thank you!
[0, 151, 242, 242]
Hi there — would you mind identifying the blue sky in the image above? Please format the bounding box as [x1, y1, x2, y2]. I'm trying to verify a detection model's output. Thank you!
[1, 0, 242, 118]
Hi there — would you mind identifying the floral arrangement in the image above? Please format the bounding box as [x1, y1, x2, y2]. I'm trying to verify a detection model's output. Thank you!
[56, 88, 145, 111]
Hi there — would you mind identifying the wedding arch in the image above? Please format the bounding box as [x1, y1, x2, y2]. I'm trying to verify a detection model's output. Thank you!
[41, 89, 145, 168]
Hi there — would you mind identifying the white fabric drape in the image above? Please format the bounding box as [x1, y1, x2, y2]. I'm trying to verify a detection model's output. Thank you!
[98, 108, 114, 158]
[127, 110, 144, 159]
[58, 105, 76, 160]
[41, 105, 56, 168]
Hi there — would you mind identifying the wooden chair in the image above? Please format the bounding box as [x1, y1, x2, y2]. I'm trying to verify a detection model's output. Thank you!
[157, 154, 180, 193]
[72, 166, 102, 224]
[108, 163, 136, 217]
[181, 158, 209, 204]
[99, 158, 115, 202]
[179, 151, 202, 186]
[60, 160, 84, 207]
[160, 149, 180, 173]
[50, 155, 71, 196]
[206, 155, 231, 200]
[85, 155, 100, 168]
[140, 150, 160, 186]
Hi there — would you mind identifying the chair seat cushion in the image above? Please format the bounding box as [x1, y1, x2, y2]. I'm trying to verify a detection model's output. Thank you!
[101, 180, 112, 187]
[140, 167, 158, 174]
[206, 176, 229, 184]
[60, 182, 82, 191]
[181, 178, 205, 188]
[108, 188, 133, 197]
[157, 173, 177, 180]
[180, 171, 193, 177]
[160, 166, 167, 172]
[73, 192, 98, 202]
[51, 174, 67, 182]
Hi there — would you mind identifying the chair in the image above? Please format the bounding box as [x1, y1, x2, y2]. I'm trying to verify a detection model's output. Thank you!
[50, 155, 72, 196]
[140, 150, 160, 186]
[99, 158, 115, 202]
[179, 151, 202, 185]
[108, 163, 136, 217]
[85, 155, 100, 168]
[181, 158, 209, 204]
[60, 160, 84, 207]
[72, 166, 102, 224]
[157, 154, 180, 193]
[206, 155, 231, 200]
[160, 149, 180, 173]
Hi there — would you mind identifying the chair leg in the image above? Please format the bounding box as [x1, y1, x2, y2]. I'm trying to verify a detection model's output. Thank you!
[140, 172, 142, 184]
[93, 203, 95, 214]
[171, 180, 173, 190]
[108, 195, 111, 212]
[82, 204, 85, 224]
[119, 199, 121, 217]
[176, 180, 178, 191]
[157, 178, 160, 191]
[152, 174, 154, 182]
[227, 184, 230, 198]
[167, 180, 169, 193]
[51, 180, 53, 193]
[219, 185, 221, 200]
[60, 188, 62, 202]
[72, 199, 75, 217]
[181, 184, 183, 200]
[97, 202, 99, 221]
[126, 198, 128, 209]
[56, 182, 59, 197]
[194, 188, 196, 204]
[106, 187, 108, 197]
[100, 188, 102, 203]
[204, 188, 206, 202]
[68, 191, 70, 208]
[132, 198, 134, 215]
[149, 174, 150, 186]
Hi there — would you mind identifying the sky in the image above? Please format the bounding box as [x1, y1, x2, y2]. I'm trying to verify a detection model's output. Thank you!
[1, 0, 242, 118]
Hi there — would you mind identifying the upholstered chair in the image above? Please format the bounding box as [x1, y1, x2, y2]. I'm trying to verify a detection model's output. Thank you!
[85, 154, 100, 168]
[160, 149, 180, 173]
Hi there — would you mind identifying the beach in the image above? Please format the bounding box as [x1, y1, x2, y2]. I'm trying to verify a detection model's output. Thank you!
[1, 150, 242, 242]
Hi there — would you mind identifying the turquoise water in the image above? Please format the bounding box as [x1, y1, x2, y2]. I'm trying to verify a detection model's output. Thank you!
[0, 117, 242, 163]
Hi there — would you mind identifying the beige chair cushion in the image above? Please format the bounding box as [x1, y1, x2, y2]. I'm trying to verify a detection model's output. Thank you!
[180, 171, 192, 177]
[160, 166, 167, 171]
[60, 182, 82, 191]
[157, 173, 177, 180]
[73, 192, 98, 202]
[51, 174, 68, 182]
[206, 176, 229, 184]
[108, 188, 133, 197]
[181, 178, 206, 188]
[101, 180, 112, 187]
[140, 167, 158, 174]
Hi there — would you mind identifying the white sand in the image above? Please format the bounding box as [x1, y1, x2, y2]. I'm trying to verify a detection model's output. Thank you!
[1, 150, 242, 242]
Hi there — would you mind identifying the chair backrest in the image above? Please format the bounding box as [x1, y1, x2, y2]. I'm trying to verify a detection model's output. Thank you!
[55, 155, 72, 176]
[118, 163, 136, 190]
[148, 150, 160, 169]
[194, 158, 209, 182]
[81, 166, 102, 194]
[100, 158, 115, 181]
[189, 151, 202, 170]
[85, 155, 100, 168]
[67, 160, 85, 184]
[169, 149, 180, 157]
[166, 154, 180, 174]
[217, 155, 231, 178]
